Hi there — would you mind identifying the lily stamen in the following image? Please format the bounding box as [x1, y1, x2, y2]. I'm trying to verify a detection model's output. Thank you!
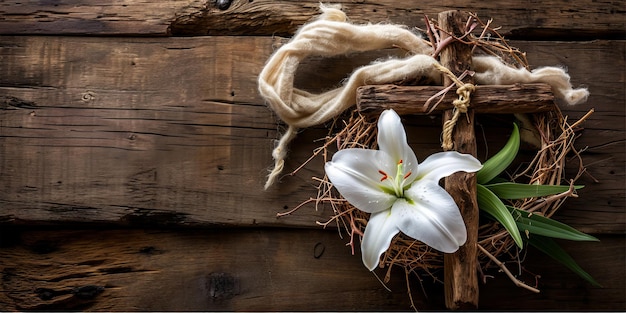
[378, 170, 388, 181]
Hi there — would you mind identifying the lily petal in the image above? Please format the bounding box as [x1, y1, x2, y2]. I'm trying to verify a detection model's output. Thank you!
[415, 151, 482, 182]
[377, 110, 419, 175]
[361, 209, 401, 271]
[396, 181, 467, 253]
[325, 148, 397, 213]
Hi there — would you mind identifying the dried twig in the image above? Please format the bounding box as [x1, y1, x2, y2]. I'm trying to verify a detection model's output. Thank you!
[478, 244, 540, 293]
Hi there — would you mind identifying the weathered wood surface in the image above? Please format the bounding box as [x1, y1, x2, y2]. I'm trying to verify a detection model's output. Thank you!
[0, 36, 329, 228]
[0, 1, 624, 310]
[0, 228, 622, 311]
[438, 10, 480, 309]
[0, 228, 415, 311]
[0, 0, 623, 38]
[358, 84, 556, 115]
[1, 37, 624, 234]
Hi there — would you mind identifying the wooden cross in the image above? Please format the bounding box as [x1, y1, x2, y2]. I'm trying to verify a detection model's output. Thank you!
[356, 11, 556, 310]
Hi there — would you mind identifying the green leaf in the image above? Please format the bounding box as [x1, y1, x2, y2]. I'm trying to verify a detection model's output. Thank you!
[510, 207, 599, 241]
[485, 182, 584, 199]
[477, 123, 520, 185]
[528, 235, 602, 287]
[477, 184, 524, 249]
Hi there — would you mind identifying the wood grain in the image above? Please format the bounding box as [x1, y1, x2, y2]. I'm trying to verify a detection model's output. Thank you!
[0, 2, 623, 311]
[357, 84, 556, 115]
[437, 10, 479, 309]
[0, 228, 416, 311]
[0, 36, 330, 228]
[0, 0, 623, 38]
[0, 228, 622, 311]
[0, 36, 623, 233]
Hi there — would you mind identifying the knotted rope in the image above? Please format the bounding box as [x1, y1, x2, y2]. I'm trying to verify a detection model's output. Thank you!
[433, 62, 476, 150]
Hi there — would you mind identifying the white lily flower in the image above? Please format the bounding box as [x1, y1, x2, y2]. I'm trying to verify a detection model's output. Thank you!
[324, 109, 482, 271]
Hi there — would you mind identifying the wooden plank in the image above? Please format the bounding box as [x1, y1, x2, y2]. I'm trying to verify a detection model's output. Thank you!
[0, 0, 199, 36]
[358, 84, 556, 115]
[0, 0, 623, 38]
[0, 36, 331, 228]
[0, 228, 622, 311]
[0, 228, 416, 311]
[0, 36, 623, 233]
[437, 10, 479, 310]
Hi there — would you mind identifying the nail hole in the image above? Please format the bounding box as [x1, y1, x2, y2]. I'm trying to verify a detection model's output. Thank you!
[313, 242, 325, 259]
[216, 0, 232, 10]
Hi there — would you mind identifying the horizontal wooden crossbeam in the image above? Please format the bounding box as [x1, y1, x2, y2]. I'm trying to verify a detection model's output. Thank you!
[357, 83, 556, 115]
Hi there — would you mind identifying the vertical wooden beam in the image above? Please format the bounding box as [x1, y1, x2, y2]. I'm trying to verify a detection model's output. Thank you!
[439, 10, 480, 310]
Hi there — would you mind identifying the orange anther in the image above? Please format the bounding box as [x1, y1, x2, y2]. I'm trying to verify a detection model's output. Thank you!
[378, 170, 388, 182]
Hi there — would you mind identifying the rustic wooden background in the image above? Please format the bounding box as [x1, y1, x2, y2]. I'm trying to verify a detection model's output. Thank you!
[0, 0, 624, 311]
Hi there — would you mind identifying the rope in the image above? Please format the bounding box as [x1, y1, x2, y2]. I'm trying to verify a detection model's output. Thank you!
[265, 125, 298, 190]
[258, 4, 437, 189]
[433, 62, 476, 150]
